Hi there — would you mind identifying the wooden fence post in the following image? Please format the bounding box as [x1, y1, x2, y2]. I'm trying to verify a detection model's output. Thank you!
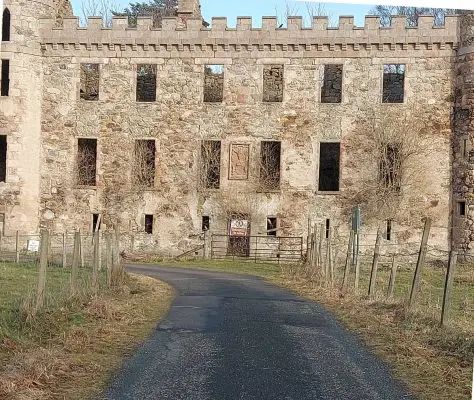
[35, 230, 49, 313]
[409, 218, 432, 308]
[327, 227, 333, 286]
[441, 250, 457, 326]
[342, 230, 354, 290]
[105, 233, 112, 286]
[368, 227, 382, 297]
[318, 222, 324, 275]
[70, 231, 80, 296]
[62, 232, 67, 268]
[310, 223, 318, 271]
[98, 230, 102, 271]
[387, 254, 398, 299]
[79, 229, 84, 268]
[15, 230, 20, 263]
[92, 231, 99, 294]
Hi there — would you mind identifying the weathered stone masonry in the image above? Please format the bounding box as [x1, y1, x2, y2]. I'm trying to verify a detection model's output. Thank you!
[1, 0, 474, 256]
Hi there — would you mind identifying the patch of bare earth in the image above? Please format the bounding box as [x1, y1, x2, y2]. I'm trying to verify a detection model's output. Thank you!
[270, 275, 473, 400]
[0, 274, 174, 400]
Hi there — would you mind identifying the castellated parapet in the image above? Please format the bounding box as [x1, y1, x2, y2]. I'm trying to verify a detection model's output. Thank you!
[1, 0, 474, 257]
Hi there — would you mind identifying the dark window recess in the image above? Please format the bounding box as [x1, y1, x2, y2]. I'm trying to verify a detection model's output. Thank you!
[382, 64, 405, 103]
[145, 214, 154, 234]
[0, 135, 6, 182]
[260, 141, 281, 190]
[325, 219, 330, 239]
[202, 216, 210, 231]
[1, 59, 9, 97]
[2, 8, 10, 42]
[263, 65, 284, 102]
[0, 213, 5, 236]
[321, 64, 343, 103]
[267, 217, 277, 236]
[204, 65, 224, 102]
[134, 140, 156, 187]
[318, 142, 340, 191]
[136, 64, 157, 102]
[92, 214, 101, 232]
[201, 140, 221, 189]
[379, 144, 401, 192]
[458, 201, 466, 216]
[80, 63, 99, 101]
[77, 138, 97, 186]
[386, 219, 392, 241]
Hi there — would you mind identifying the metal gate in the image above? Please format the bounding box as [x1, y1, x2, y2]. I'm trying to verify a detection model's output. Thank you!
[211, 234, 303, 263]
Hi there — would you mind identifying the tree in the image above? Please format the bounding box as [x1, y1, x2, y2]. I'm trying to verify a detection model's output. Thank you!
[80, 0, 120, 27]
[112, 0, 178, 28]
[275, 1, 332, 27]
[370, 5, 456, 27]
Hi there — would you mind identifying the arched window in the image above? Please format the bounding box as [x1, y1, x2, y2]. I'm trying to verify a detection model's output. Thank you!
[2, 8, 11, 42]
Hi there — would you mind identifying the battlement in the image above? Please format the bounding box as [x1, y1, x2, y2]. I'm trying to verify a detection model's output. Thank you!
[40, 14, 459, 47]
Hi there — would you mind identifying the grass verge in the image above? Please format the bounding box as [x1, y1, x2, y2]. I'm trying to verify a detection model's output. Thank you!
[0, 263, 174, 399]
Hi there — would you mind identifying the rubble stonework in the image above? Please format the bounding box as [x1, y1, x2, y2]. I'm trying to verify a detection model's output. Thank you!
[0, 0, 473, 255]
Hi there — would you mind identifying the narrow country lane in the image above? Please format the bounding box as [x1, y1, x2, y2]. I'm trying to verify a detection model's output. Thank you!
[100, 265, 412, 400]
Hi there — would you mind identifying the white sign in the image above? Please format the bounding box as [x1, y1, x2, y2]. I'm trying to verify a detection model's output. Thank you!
[230, 219, 249, 236]
[27, 239, 40, 252]
[296, 0, 474, 11]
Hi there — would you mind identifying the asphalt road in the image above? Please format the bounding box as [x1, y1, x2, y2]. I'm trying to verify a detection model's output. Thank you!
[100, 265, 412, 400]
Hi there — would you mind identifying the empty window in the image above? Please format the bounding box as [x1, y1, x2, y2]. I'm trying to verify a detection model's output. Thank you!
[145, 214, 153, 234]
[202, 216, 210, 231]
[325, 219, 330, 239]
[2, 8, 10, 42]
[383, 64, 405, 103]
[318, 142, 340, 192]
[92, 213, 101, 232]
[463, 138, 469, 159]
[458, 201, 466, 216]
[267, 217, 277, 236]
[201, 140, 221, 189]
[134, 139, 156, 188]
[321, 64, 343, 103]
[1, 59, 9, 97]
[77, 138, 97, 186]
[386, 219, 392, 241]
[263, 65, 284, 103]
[204, 65, 224, 103]
[136, 64, 157, 102]
[260, 141, 281, 190]
[0, 135, 6, 182]
[380, 144, 401, 192]
[80, 63, 99, 101]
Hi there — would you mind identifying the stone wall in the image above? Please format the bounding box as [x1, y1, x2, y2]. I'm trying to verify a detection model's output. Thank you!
[2, 2, 471, 255]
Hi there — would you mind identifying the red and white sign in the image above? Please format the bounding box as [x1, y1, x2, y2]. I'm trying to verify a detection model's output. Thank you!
[229, 219, 249, 236]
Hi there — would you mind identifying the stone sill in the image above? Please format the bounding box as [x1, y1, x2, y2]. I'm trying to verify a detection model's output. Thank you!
[315, 191, 341, 195]
[74, 185, 97, 190]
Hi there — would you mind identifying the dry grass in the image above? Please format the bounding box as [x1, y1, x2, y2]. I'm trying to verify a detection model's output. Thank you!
[0, 265, 174, 400]
[270, 263, 474, 400]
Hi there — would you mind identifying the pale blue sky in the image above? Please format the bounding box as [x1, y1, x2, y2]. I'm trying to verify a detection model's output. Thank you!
[70, 0, 376, 27]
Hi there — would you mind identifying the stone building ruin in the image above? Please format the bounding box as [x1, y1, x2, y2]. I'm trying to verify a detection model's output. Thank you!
[0, 0, 474, 256]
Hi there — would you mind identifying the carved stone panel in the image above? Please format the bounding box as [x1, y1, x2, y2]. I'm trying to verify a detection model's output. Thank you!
[229, 143, 249, 180]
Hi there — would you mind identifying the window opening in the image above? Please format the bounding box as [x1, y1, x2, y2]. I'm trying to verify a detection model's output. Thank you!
[379, 144, 401, 192]
[80, 63, 99, 101]
[325, 219, 330, 239]
[0, 135, 6, 182]
[2, 8, 10, 41]
[382, 64, 405, 103]
[260, 141, 281, 190]
[263, 65, 284, 102]
[1, 59, 10, 97]
[145, 214, 153, 234]
[267, 217, 277, 236]
[318, 142, 340, 191]
[77, 138, 97, 186]
[201, 140, 221, 189]
[204, 65, 224, 102]
[136, 64, 157, 102]
[134, 139, 156, 188]
[202, 216, 210, 231]
[92, 214, 101, 232]
[458, 201, 466, 216]
[321, 64, 343, 103]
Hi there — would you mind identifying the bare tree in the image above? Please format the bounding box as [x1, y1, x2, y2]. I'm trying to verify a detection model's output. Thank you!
[76, 142, 96, 186]
[370, 5, 456, 27]
[275, 1, 330, 27]
[113, 0, 178, 28]
[133, 139, 156, 189]
[79, 0, 121, 26]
